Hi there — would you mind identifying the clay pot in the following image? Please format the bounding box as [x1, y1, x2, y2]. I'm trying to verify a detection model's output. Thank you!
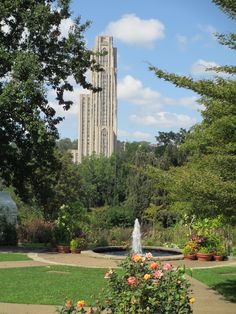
[56, 245, 70, 253]
[70, 248, 81, 254]
[196, 253, 213, 261]
[184, 253, 197, 260]
[213, 255, 224, 261]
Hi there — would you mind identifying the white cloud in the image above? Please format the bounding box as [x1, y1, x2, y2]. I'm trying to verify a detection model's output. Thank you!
[118, 129, 151, 141]
[191, 59, 220, 75]
[118, 75, 200, 110]
[130, 112, 196, 129]
[104, 14, 165, 46]
[163, 95, 200, 110]
[118, 75, 161, 107]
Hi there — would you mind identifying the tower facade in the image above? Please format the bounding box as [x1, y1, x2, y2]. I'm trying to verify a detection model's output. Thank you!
[78, 36, 117, 162]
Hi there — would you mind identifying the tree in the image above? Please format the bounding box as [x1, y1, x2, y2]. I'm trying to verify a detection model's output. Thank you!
[155, 129, 189, 169]
[56, 138, 78, 152]
[0, 0, 100, 202]
[149, 0, 236, 222]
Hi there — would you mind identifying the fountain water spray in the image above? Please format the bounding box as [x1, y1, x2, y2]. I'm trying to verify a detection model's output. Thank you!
[131, 218, 142, 254]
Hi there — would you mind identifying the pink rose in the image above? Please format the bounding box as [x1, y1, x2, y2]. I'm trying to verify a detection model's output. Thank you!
[163, 263, 172, 270]
[153, 270, 163, 279]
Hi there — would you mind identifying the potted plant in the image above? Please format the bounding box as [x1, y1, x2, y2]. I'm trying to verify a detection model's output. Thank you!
[196, 246, 214, 261]
[70, 238, 81, 254]
[182, 241, 198, 260]
[213, 245, 225, 261]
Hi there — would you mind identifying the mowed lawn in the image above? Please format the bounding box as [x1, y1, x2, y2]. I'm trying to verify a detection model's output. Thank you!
[0, 252, 32, 262]
[0, 265, 108, 305]
[190, 266, 236, 303]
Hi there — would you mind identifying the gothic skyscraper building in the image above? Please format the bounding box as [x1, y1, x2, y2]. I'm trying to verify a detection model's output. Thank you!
[78, 36, 117, 162]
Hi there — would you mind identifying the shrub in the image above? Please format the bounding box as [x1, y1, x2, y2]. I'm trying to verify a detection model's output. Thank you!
[0, 216, 17, 245]
[58, 254, 194, 314]
[105, 206, 134, 227]
[17, 219, 55, 244]
[97, 254, 193, 313]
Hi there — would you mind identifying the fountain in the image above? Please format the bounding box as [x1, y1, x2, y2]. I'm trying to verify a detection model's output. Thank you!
[90, 219, 183, 260]
[131, 218, 142, 254]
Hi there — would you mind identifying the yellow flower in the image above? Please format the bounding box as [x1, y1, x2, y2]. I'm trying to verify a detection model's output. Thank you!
[189, 297, 195, 304]
[132, 255, 142, 262]
[77, 300, 86, 308]
[143, 274, 151, 280]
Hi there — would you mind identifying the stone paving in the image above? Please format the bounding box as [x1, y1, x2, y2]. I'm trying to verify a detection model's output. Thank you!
[0, 250, 236, 314]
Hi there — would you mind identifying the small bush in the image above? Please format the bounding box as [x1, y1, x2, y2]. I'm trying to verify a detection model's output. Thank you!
[0, 216, 17, 245]
[17, 219, 55, 244]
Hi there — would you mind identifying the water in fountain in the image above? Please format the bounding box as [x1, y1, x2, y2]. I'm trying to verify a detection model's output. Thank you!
[131, 218, 142, 254]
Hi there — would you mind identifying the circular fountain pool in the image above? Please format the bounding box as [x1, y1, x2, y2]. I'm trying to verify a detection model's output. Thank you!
[90, 246, 183, 261]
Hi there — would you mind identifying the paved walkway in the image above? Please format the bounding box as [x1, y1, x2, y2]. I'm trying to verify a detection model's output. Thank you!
[0, 250, 235, 314]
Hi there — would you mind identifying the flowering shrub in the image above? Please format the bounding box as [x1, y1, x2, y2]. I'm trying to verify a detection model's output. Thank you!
[58, 253, 194, 313]
[97, 254, 193, 313]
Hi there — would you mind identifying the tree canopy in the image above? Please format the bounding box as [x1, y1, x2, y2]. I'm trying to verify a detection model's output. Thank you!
[0, 0, 99, 200]
[149, 0, 236, 223]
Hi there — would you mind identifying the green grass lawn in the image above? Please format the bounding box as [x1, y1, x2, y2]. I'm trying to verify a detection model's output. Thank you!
[0, 253, 32, 262]
[0, 265, 108, 305]
[190, 266, 236, 303]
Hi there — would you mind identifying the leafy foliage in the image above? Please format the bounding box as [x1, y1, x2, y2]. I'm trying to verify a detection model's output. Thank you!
[0, 0, 100, 203]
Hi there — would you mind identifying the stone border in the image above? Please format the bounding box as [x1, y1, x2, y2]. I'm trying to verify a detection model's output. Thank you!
[81, 246, 184, 261]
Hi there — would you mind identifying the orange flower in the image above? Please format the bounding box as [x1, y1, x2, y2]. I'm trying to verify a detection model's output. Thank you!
[150, 262, 158, 270]
[144, 274, 151, 280]
[132, 255, 142, 262]
[77, 300, 86, 308]
[65, 299, 73, 308]
[127, 276, 137, 285]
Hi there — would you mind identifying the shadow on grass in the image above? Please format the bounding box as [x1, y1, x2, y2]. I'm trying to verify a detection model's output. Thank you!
[213, 279, 236, 303]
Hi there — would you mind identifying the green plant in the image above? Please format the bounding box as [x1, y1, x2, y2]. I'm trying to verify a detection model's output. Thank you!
[182, 241, 198, 255]
[54, 203, 85, 245]
[70, 238, 86, 251]
[0, 216, 17, 245]
[70, 239, 78, 251]
[198, 246, 214, 254]
[215, 245, 225, 256]
[103, 256, 193, 313]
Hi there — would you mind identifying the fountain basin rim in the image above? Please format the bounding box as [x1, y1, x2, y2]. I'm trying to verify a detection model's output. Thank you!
[82, 246, 183, 261]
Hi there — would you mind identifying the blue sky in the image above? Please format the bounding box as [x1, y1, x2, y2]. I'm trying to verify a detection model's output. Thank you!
[54, 0, 235, 143]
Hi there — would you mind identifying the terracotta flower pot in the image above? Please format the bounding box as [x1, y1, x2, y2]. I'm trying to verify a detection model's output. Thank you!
[56, 245, 70, 253]
[196, 252, 213, 261]
[184, 253, 197, 260]
[213, 255, 224, 261]
[70, 248, 81, 254]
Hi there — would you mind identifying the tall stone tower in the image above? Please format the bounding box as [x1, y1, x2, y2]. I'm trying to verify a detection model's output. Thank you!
[78, 36, 117, 162]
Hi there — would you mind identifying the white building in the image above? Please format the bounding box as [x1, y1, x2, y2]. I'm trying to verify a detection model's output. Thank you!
[78, 36, 117, 163]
